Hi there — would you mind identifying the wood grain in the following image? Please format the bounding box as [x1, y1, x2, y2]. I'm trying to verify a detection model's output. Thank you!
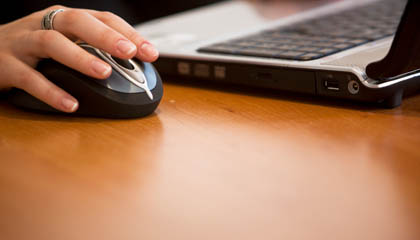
[1, 81, 420, 240]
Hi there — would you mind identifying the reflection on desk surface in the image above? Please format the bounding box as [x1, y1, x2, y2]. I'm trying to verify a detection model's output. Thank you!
[1, 82, 420, 240]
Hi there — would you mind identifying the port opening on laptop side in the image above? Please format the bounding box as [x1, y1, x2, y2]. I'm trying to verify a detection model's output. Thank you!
[154, 0, 420, 108]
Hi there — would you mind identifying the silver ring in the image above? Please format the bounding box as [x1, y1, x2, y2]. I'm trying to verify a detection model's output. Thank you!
[41, 9, 65, 30]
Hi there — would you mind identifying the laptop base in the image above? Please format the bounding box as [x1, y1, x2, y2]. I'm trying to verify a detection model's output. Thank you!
[155, 57, 420, 108]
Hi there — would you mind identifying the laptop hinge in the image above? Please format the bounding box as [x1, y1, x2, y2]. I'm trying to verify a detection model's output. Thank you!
[366, 0, 420, 81]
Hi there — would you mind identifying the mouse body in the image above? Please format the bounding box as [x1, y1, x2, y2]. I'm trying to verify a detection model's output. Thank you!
[8, 44, 163, 118]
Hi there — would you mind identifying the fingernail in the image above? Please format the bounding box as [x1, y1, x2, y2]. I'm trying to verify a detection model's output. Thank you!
[92, 60, 112, 77]
[116, 39, 137, 56]
[62, 98, 78, 112]
[140, 42, 159, 58]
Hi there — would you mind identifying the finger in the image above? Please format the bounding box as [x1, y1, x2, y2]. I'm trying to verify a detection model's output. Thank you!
[22, 30, 112, 79]
[87, 10, 159, 62]
[52, 9, 138, 59]
[6, 56, 78, 113]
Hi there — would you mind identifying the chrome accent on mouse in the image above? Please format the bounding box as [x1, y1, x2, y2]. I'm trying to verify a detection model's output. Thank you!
[80, 43, 154, 100]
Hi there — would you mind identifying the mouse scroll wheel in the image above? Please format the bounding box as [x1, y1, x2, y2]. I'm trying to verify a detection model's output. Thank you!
[111, 56, 135, 70]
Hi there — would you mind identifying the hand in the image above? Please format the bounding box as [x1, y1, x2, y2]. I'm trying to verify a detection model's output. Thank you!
[0, 5, 159, 113]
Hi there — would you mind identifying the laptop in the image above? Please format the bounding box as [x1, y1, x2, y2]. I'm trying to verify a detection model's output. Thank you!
[135, 0, 419, 108]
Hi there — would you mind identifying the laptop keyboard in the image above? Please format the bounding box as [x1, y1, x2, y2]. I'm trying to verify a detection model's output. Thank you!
[197, 0, 406, 61]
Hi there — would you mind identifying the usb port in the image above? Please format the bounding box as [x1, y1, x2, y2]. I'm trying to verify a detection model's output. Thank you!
[194, 64, 210, 78]
[324, 79, 340, 91]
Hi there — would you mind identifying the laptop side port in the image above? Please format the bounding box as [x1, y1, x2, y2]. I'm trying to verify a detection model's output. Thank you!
[316, 71, 365, 99]
[348, 80, 360, 94]
[324, 79, 340, 91]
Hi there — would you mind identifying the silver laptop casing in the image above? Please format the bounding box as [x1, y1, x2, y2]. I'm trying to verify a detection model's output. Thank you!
[135, 0, 419, 107]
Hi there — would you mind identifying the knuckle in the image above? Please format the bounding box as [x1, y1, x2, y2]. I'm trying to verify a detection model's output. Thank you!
[49, 5, 66, 10]
[40, 30, 58, 42]
[37, 31, 59, 51]
[74, 50, 90, 66]
[43, 86, 58, 102]
[62, 9, 81, 24]
[100, 11, 117, 22]
[0, 54, 6, 66]
[98, 28, 116, 44]
[0, 55, 15, 87]
[128, 31, 144, 45]
[15, 70, 33, 88]
[71, 46, 96, 69]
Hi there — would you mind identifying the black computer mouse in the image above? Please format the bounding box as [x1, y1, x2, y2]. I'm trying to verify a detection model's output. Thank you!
[8, 43, 163, 118]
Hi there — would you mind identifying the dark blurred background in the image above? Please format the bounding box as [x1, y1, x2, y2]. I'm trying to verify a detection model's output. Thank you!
[2, 0, 224, 25]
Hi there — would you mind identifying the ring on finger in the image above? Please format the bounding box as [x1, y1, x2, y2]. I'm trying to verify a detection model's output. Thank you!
[41, 9, 65, 30]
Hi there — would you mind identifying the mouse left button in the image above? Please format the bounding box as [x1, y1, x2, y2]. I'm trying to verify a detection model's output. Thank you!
[78, 43, 134, 70]
[110, 56, 135, 70]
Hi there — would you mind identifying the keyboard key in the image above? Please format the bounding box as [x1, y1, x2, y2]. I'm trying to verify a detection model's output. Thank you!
[228, 40, 260, 47]
[333, 43, 354, 49]
[274, 44, 300, 50]
[198, 0, 406, 61]
[317, 48, 339, 54]
[275, 51, 306, 59]
[198, 44, 242, 54]
[235, 48, 278, 58]
[347, 39, 369, 45]
[299, 46, 321, 52]
[298, 53, 325, 60]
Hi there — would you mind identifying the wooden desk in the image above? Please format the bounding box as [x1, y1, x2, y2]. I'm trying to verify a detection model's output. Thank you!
[1, 81, 420, 240]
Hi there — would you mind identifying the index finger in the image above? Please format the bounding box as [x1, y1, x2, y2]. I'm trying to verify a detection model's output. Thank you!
[87, 10, 159, 62]
[52, 9, 138, 60]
